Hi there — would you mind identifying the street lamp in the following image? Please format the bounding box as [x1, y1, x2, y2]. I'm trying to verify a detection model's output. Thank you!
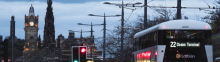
[77, 22, 103, 58]
[88, 13, 121, 62]
[103, 1, 141, 62]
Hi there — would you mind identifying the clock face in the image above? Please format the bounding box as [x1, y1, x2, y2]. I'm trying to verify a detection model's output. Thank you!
[29, 22, 34, 26]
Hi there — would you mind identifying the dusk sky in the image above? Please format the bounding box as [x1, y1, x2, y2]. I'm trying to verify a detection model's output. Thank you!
[0, 0, 217, 40]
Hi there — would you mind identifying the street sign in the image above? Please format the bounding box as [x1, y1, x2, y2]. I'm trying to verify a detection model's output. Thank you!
[1, 57, 10, 62]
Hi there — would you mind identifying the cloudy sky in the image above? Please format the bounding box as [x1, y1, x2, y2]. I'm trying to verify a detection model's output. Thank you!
[0, 0, 217, 40]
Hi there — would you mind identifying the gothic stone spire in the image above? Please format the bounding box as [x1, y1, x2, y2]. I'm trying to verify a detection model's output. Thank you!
[43, 0, 55, 48]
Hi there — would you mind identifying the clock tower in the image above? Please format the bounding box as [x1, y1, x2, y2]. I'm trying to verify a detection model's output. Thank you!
[24, 4, 39, 51]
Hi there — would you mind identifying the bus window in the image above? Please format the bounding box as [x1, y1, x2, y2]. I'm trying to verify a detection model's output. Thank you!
[166, 30, 205, 39]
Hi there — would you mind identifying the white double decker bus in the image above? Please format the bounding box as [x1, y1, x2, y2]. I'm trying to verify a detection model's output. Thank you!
[133, 20, 213, 62]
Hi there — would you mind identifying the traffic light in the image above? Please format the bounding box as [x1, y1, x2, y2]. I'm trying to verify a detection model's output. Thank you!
[72, 47, 79, 62]
[80, 47, 86, 62]
[72, 46, 87, 62]
[0, 39, 8, 62]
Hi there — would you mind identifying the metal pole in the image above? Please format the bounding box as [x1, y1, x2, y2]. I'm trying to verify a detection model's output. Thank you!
[90, 22, 93, 58]
[54, 47, 55, 62]
[103, 13, 106, 62]
[60, 42, 62, 62]
[46, 49, 48, 62]
[121, 0, 124, 62]
[80, 29, 82, 46]
[177, 0, 181, 19]
[144, 0, 147, 29]
[69, 37, 71, 62]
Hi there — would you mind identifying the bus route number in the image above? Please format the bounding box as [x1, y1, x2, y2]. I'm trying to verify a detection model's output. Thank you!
[170, 41, 177, 47]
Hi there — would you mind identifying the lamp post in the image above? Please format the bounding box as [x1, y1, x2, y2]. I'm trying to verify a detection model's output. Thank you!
[88, 13, 120, 62]
[78, 22, 103, 58]
[103, 1, 141, 62]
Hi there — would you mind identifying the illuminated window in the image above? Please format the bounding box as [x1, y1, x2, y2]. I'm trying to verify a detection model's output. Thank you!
[35, 24, 38, 27]
[94, 49, 96, 51]
[37, 43, 38, 46]
[34, 17, 35, 19]
[25, 23, 28, 27]
[26, 48, 28, 50]
[28, 42, 29, 46]
[23, 46, 25, 48]
[83, 43, 85, 46]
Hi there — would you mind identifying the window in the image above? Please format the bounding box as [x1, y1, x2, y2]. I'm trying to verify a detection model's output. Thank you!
[166, 30, 205, 39]
[30, 36, 34, 39]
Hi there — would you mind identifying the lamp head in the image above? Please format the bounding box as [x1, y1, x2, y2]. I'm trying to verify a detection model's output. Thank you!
[103, 2, 111, 4]
[88, 14, 95, 16]
[77, 23, 83, 25]
[115, 15, 121, 16]
[135, 2, 142, 4]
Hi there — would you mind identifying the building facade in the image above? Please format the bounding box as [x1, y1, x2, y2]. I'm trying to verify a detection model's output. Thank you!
[23, 4, 41, 62]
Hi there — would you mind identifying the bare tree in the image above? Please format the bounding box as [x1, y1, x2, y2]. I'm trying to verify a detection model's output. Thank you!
[202, 0, 220, 34]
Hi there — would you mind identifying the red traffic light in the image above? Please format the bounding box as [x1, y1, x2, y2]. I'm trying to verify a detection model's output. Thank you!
[81, 48, 86, 53]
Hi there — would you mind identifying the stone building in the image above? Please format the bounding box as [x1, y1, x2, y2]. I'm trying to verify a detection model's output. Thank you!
[43, 0, 55, 49]
[23, 4, 41, 62]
